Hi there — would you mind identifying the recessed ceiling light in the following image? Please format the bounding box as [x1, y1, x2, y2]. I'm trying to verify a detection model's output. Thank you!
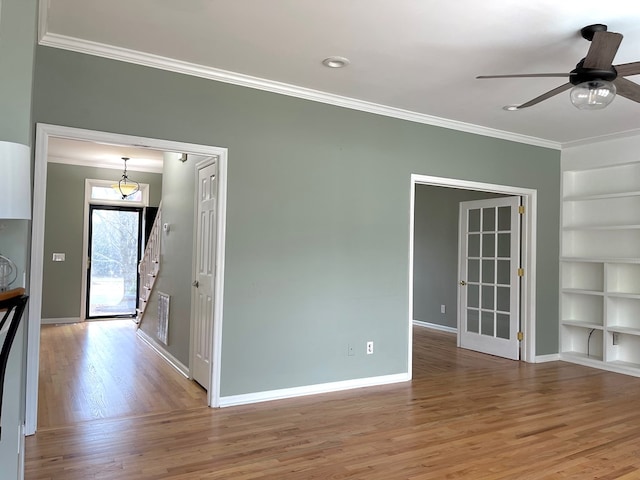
[503, 105, 520, 111]
[322, 56, 350, 68]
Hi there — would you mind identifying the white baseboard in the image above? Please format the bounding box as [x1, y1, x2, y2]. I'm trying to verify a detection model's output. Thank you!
[136, 328, 190, 378]
[412, 320, 457, 334]
[219, 372, 410, 408]
[41, 317, 80, 325]
[535, 354, 560, 363]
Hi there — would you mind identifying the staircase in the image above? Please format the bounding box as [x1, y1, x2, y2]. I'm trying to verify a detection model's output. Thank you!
[137, 204, 161, 326]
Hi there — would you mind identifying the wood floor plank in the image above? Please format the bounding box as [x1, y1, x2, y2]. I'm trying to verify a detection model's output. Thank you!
[25, 326, 640, 479]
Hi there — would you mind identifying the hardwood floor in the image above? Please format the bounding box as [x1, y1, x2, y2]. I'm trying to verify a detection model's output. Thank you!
[36, 320, 206, 429]
[25, 327, 640, 479]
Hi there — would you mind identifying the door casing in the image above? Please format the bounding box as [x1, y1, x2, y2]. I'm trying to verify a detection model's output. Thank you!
[408, 174, 537, 377]
[26, 123, 228, 435]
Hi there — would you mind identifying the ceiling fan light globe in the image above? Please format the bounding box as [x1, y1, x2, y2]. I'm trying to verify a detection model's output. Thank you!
[570, 80, 616, 110]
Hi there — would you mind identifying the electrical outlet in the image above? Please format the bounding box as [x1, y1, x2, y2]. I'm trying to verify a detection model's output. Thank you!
[366, 341, 374, 355]
[348, 344, 355, 356]
[441, 304, 446, 314]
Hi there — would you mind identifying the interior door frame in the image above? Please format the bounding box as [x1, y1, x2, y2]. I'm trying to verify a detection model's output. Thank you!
[26, 123, 228, 435]
[408, 174, 537, 375]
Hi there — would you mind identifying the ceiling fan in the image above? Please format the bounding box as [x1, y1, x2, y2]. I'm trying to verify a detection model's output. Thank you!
[477, 24, 640, 110]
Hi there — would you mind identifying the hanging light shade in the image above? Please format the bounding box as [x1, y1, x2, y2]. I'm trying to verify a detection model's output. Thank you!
[111, 157, 140, 199]
[0, 141, 31, 219]
[570, 80, 617, 110]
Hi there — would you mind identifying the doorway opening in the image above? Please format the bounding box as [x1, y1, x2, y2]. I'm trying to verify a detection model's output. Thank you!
[408, 174, 537, 376]
[26, 124, 228, 435]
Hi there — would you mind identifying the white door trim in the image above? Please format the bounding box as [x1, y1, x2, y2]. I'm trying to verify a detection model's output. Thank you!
[26, 123, 228, 435]
[408, 174, 537, 375]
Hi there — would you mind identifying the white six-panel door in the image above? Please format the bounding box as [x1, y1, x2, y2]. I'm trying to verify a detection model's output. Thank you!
[192, 160, 217, 389]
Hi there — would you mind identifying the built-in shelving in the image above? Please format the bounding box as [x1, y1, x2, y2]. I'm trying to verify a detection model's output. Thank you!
[560, 160, 640, 377]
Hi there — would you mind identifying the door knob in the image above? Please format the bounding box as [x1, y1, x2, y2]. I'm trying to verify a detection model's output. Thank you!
[192, 280, 199, 288]
[459, 280, 467, 286]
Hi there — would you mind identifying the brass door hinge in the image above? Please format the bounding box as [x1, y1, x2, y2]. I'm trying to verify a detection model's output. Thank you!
[517, 331, 524, 341]
[517, 268, 524, 277]
[518, 205, 525, 214]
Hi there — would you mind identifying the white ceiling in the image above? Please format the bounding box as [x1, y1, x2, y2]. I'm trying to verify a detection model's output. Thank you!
[40, 0, 640, 147]
[48, 137, 164, 173]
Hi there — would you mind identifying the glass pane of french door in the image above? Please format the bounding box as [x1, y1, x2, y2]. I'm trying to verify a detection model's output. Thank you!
[87, 206, 142, 318]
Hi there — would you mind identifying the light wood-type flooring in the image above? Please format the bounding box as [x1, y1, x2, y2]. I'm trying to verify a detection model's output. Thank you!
[26, 325, 640, 479]
[36, 320, 206, 429]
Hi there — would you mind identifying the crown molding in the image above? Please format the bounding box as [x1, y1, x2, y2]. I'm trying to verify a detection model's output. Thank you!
[561, 127, 640, 149]
[38, 31, 561, 150]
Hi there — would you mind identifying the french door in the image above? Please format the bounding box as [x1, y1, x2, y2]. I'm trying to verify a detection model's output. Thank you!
[458, 196, 522, 360]
[86, 205, 143, 319]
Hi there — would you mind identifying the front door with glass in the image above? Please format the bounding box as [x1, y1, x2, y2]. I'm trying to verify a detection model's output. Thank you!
[86, 205, 143, 319]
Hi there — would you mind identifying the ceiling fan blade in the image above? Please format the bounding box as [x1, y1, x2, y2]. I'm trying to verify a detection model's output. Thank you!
[583, 31, 623, 69]
[513, 83, 572, 110]
[613, 77, 640, 103]
[614, 61, 640, 77]
[477, 73, 568, 79]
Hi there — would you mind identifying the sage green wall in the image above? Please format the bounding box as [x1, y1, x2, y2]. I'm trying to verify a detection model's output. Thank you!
[0, 0, 37, 477]
[42, 163, 162, 319]
[0, 0, 35, 145]
[139, 153, 197, 365]
[413, 186, 504, 329]
[32, 46, 561, 398]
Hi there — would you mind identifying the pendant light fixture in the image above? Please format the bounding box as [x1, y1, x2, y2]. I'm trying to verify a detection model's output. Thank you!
[111, 157, 140, 199]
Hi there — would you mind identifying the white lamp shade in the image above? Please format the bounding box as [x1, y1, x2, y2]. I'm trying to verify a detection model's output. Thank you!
[0, 141, 31, 219]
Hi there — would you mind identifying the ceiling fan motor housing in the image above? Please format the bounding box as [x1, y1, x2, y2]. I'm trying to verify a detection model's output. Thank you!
[569, 60, 617, 86]
[580, 24, 608, 41]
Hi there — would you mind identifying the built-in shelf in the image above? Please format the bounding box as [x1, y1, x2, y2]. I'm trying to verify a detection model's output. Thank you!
[564, 191, 640, 201]
[607, 326, 640, 336]
[561, 257, 640, 264]
[560, 288, 603, 296]
[563, 225, 640, 231]
[561, 320, 603, 330]
[561, 159, 640, 377]
[560, 351, 604, 363]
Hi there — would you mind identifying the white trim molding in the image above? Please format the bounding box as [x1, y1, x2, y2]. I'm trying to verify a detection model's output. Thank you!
[219, 373, 410, 408]
[37, 31, 560, 151]
[413, 320, 457, 334]
[535, 354, 560, 363]
[41, 317, 80, 325]
[137, 329, 189, 378]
